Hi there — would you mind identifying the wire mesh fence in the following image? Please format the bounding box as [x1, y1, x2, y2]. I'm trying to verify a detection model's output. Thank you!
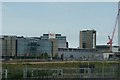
[23, 67, 117, 78]
[2, 66, 118, 80]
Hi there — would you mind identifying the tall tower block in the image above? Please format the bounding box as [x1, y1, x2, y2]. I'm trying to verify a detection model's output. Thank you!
[79, 30, 96, 49]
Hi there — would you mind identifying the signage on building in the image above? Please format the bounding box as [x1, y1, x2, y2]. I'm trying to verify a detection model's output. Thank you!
[49, 33, 55, 39]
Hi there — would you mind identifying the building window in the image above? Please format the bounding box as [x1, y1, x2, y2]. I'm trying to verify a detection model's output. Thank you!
[83, 43, 86, 48]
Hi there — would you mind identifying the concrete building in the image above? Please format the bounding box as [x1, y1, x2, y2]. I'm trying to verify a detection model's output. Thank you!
[58, 48, 102, 60]
[41, 33, 68, 48]
[79, 30, 96, 49]
[17, 36, 28, 56]
[16, 33, 65, 58]
[96, 45, 110, 52]
[2, 35, 17, 57]
[40, 33, 67, 58]
[118, 2, 120, 51]
[50, 39, 58, 58]
[17, 36, 51, 57]
[58, 45, 118, 61]
[17, 36, 41, 57]
[1, 34, 118, 61]
[38, 39, 52, 56]
[96, 45, 119, 53]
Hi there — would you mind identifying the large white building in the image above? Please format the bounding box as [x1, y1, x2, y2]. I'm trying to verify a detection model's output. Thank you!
[119, 2, 120, 50]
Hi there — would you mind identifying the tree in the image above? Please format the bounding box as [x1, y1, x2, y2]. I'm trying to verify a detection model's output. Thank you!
[44, 52, 49, 59]
[54, 53, 58, 59]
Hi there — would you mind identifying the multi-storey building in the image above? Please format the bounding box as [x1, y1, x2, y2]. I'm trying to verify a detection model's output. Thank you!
[40, 33, 68, 58]
[17, 37, 48, 57]
[79, 30, 96, 49]
[41, 33, 68, 48]
[58, 48, 102, 60]
[16, 33, 67, 58]
[1, 35, 17, 57]
[17, 36, 41, 57]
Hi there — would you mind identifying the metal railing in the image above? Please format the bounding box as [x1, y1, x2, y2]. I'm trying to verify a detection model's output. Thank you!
[21, 67, 117, 79]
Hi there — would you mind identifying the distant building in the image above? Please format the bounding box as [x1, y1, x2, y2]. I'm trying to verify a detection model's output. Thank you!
[50, 39, 58, 58]
[17, 36, 41, 57]
[112, 46, 119, 52]
[96, 45, 110, 52]
[58, 48, 102, 60]
[79, 30, 96, 49]
[17, 36, 27, 56]
[41, 33, 68, 48]
[96, 45, 118, 53]
[1, 35, 17, 57]
[58, 45, 118, 60]
[17, 36, 51, 57]
[38, 39, 52, 56]
[40, 33, 67, 58]
[16, 33, 67, 58]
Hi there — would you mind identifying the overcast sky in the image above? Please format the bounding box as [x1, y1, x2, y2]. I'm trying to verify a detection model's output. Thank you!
[2, 2, 118, 47]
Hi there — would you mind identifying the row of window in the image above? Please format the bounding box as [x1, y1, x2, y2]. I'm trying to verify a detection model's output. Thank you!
[58, 48, 97, 52]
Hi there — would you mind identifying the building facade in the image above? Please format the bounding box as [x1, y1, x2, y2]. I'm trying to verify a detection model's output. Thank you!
[41, 33, 67, 48]
[17, 36, 51, 57]
[96, 45, 110, 52]
[38, 39, 52, 56]
[16, 33, 67, 58]
[17, 36, 27, 56]
[40, 33, 67, 58]
[79, 30, 96, 49]
[2, 35, 17, 57]
[58, 48, 102, 60]
[17, 37, 41, 57]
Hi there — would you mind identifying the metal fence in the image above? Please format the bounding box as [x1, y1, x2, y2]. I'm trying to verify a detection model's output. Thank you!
[22, 67, 117, 79]
[2, 61, 120, 80]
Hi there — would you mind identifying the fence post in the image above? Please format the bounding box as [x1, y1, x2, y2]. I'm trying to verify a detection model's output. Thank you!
[23, 69, 25, 78]
[32, 70, 33, 77]
[5, 69, 7, 79]
[102, 62, 104, 78]
[23, 68, 27, 78]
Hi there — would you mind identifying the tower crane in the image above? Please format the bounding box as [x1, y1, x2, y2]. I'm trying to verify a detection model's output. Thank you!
[107, 9, 120, 52]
